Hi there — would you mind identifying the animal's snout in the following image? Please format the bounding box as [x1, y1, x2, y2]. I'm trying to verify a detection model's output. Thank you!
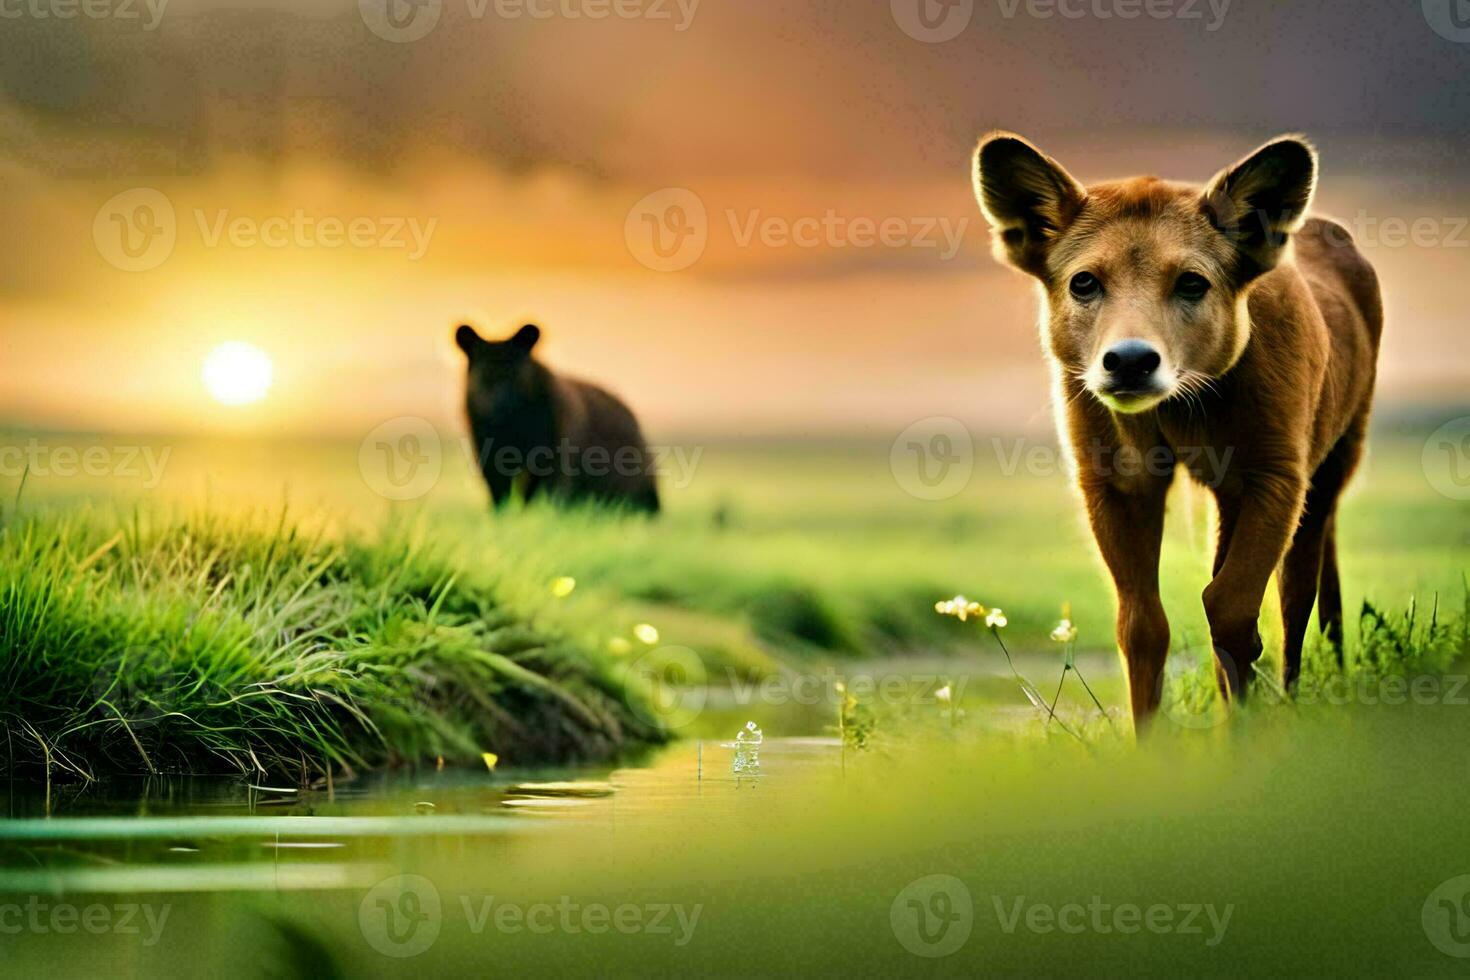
[1101, 339, 1162, 390]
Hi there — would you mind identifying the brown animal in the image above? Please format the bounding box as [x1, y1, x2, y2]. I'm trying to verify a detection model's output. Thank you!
[456, 323, 660, 513]
[971, 133, 1383, 726]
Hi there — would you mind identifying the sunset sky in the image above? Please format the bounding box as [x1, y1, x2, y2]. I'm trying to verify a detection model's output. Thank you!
[2, 0, 1467, 439]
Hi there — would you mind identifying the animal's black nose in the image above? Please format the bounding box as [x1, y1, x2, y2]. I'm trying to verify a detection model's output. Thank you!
[1101, 340, 1162, 387]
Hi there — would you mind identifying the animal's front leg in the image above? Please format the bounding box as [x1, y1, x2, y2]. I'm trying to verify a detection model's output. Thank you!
[482, 466, 515, 508]
[1202, 464, 1307, 700]
[1081, 476, 1172, 728]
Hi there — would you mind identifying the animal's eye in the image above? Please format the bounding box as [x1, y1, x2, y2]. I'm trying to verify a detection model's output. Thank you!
[1069, 272, 1101, 301]
[1175, 272, 1210, 300]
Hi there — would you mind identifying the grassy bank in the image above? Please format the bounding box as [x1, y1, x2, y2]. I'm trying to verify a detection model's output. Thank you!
[0, 507, 665, 780]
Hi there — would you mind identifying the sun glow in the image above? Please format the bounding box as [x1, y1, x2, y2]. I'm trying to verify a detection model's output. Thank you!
[202, 341, 274, 406]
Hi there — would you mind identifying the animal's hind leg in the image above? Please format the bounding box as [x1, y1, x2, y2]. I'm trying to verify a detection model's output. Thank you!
[1276, 487, 1333, 690]
[1320, 416, 1367, 660]
[1278, 427, 1363, 686]
[1317, 516, 1344, 659]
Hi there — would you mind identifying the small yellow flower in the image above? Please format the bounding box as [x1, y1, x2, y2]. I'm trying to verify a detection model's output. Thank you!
[985, 608, 1008, 629]
[935, 595, 985, 622]
[481, 752, 499, 772]
[550, 576, 577, 598]
[633, 623, 660, 645]
[1050, 619, 1078, 643]
[608, 637, 633, 655]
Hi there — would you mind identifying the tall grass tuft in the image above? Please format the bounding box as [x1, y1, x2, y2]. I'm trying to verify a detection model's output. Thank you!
[0, 506, 664, 781]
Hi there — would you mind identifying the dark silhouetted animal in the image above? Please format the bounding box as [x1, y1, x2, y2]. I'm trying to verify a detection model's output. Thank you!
[456, 323, 660, 513]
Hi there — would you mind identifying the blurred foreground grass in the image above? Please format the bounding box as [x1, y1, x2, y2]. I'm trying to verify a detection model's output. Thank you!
[6, 703, 1470, 975]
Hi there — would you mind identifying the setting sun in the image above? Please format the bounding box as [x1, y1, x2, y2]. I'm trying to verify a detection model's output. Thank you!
[202, 341, 273, 406]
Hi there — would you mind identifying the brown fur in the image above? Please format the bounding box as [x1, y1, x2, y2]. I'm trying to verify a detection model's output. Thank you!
[972, 133, 1383, 727]
[457, 323, 660, 513]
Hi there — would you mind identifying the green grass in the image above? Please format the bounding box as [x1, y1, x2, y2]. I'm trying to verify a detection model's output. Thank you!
[407, 426, 1466, 686]
[2, 421, 1465, 776]
[0, 506, 664, 780]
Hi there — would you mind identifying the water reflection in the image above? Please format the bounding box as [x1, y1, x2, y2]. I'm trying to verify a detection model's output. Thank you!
[0, 739, 841, 895]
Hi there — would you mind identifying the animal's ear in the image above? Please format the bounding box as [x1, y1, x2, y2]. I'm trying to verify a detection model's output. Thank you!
[511, 324, 540, 352]
[1200, 135, 1317, 277]
[456, 324, 484, 358]
[972, 132, 1086, 278]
